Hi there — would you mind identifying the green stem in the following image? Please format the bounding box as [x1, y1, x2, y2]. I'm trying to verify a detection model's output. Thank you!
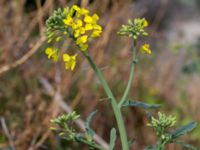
[118, 40, 137, 107]
[79, 138, 107, 150]
[156, 141, 165, 150]
[83, 52, 129, 150]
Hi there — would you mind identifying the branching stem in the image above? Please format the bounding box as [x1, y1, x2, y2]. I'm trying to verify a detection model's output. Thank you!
[83, 52, 129, 150]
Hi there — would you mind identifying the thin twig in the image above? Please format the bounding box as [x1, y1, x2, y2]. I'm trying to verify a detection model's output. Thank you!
[0, 117, 15, 150]
[36, 0, 45, 37]
[0, 36, 45, 75]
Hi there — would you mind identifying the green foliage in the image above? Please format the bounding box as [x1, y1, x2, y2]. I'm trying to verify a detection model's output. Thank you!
[148, 112, 177, 130]
[118, 18, 148, 40]
[146, 112, 197, 150]
[84, 110, 97, 142]
[50, 111, 80, 141]
[51, 111, 80, 126]
[46, 7, 69, 43]
[174, 140, 197, 150]
[51, 111, 107, 150]
[170, 121, 197, 139]
[122, 100, 160, 109]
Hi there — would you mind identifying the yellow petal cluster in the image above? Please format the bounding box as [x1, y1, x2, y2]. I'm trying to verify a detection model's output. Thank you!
[45, 5, 102, 71]
[63, 5, 102, 51]
[140, 44, 151, 54]
[45, 47, 58, 62]
[63, 53, 77, 71]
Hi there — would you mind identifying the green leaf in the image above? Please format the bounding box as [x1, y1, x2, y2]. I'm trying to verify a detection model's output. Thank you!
[174, 140, 197, 150]
[109, 128, 117, 150]
[75, 134, 84, 142]
[170, 121, 197, 139]
[85, 110, 98, 137]
[122, 101, 160, 109]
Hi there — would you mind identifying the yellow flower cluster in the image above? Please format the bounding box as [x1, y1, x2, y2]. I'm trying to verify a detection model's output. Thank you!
[63, 5, 102, 51]
[45, 5, 102, 71]
[140, 44, 151, 54]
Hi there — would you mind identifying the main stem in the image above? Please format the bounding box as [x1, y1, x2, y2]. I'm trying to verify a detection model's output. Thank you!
[118, 40, 137, 107]
[83, 52, 129, 150]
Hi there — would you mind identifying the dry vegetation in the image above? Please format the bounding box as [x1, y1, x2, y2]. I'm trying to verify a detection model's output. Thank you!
[0, 0, 199, 150]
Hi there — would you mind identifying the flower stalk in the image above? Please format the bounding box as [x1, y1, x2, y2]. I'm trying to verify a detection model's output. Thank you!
[118, 39, 137, 108]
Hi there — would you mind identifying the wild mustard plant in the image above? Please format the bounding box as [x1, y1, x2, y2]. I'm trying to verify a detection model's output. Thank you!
[44, 5, 197, 150]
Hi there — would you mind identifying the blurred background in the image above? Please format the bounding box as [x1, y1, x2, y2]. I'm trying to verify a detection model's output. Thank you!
[0, 0, 200, 149]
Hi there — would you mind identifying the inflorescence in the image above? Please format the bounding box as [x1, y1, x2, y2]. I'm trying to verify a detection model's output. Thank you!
[45, 5, 102, 71]
[44, 5, 151, 71]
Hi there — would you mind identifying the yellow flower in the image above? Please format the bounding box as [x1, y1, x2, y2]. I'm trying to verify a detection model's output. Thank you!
[45, 47, 58, 62]
[71, 23, 78, 30]
[74, 27, 86, 38]
[80, 8, 89, 15]
[72, 5, 89, 18]
[76, 35, 88, 51]
[92, 14, 99, 22]
[79, 43, 88, 51]
[71, 5, 89, 16]
[91, 30, 102, 38]
[71, 5, 81, 17]
[93, 24, 102, 30]
[142, 19, 148, 28]
[84, 15, 93, 24]
[72, 5, 81, 12]
[63, 53, 77, 71]
[76, 35, 88, 45]
[72, 20, 83, 30]
[74, 30, 80, 38]
[63, 16, 73, 26]
[76, 19, 83, 27]
[140, 44, 151, 54]
[85, 23, 93, 31]
[91, 24, 102, 38]
[79, 27, 85, 34]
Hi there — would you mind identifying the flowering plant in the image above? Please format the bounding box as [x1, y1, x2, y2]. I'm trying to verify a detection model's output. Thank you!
[44, 5, 197, 150]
